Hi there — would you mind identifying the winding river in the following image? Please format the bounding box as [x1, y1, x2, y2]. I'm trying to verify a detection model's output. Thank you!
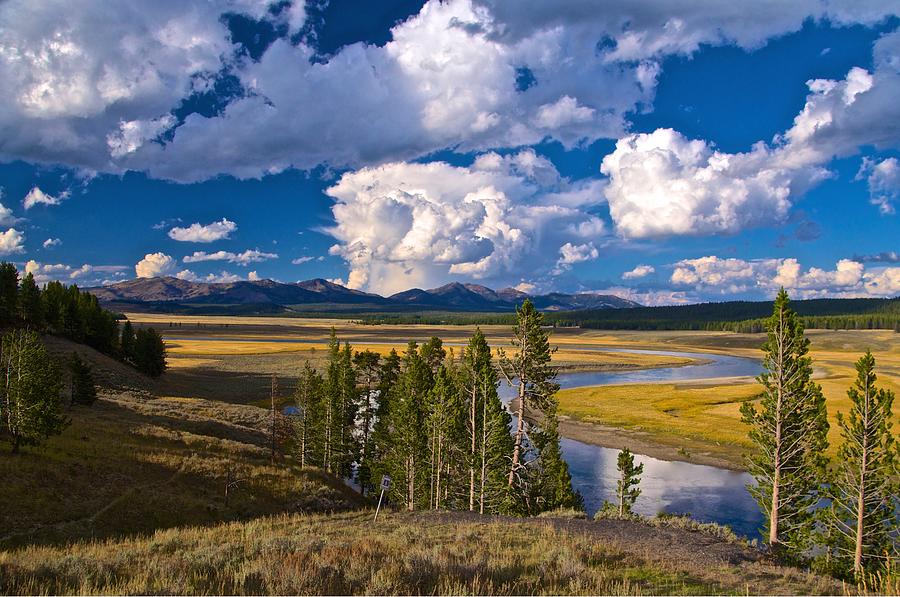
[499, 347, 766, 538]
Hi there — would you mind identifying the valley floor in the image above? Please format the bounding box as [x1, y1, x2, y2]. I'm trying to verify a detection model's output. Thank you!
[2, 323, 894, 594]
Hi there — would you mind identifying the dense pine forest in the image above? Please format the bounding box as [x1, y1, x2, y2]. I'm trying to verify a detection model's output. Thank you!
[355, 297, 900, 331]
[290, 301, 581, 515]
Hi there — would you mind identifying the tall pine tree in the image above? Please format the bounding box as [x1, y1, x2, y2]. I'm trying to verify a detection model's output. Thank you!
[826, 352, 898, 576]
[17, 272, 43, 329]
[741, 288, 829, 552]
[353, 349, 381, 494]
[499, 299, 575, 513]
[292, 361, 324, 469]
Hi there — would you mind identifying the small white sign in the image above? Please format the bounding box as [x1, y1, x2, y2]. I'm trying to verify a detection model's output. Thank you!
[380, 475, 392, 491]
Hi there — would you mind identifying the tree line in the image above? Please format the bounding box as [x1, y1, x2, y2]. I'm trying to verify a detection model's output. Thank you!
[290, 300, 581, 515]
[0, 263, 166, 377]
[354, 297, 900, 331]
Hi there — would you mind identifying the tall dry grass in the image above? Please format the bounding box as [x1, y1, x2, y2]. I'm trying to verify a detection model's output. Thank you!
[0, 510, 841, 595]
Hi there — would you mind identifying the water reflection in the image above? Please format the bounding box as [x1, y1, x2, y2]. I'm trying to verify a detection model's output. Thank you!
[561, 437, 763, 538]
[502, 347, 765, 537]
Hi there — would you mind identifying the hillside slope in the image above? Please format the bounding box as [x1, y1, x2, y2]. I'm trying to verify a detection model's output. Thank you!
[0, 337, 366, 549]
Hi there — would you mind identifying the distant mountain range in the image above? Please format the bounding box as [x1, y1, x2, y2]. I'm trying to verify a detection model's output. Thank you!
[86, 277, 640, 314]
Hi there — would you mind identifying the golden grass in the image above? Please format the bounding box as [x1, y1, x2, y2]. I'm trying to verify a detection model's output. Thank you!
[558, 382, 760, 460]
[0, 510, 841, 595]
[558, 330, 900, 465]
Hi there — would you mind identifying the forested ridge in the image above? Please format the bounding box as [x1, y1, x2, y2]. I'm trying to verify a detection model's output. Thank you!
[356, 297, 900, 331]
[0, 262, 166, 376]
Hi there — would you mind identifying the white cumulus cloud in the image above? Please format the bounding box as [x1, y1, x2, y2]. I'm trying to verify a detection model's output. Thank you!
[669, 255, 897, 298]
[857, 156, 899, 215]
[135, 251, 177, 277]
[622, 264, 655, 279]
[0, 228, 25, 254]
[43, 237, 61, 248]
[182, 248, 277, 266]
[168, 218, 237, 243]
[601, 35, 900, 239]
[3, 0, 892, 181]
[23, 186, 69, 209]
[325, 149, 607, 294]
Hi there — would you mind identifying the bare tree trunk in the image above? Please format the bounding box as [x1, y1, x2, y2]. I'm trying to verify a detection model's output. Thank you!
[479, 387, 487, 514]
[854, 387, 871, 574]
[407, 455, 415, 511]
[769, 309, 785, 547]
[508, 379, 525, 487]
[469, 385, 476, 511]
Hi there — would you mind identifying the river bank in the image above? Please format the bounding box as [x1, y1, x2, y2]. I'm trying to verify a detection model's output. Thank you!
[511, 396, 746, 470]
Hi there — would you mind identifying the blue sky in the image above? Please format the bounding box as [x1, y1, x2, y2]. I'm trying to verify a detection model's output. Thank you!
[0, 1, 897, 303]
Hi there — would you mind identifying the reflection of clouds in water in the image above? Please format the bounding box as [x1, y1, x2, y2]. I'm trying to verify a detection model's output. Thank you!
[561, 437, 764, 538]
[502, 347, 764, 537]
[557, 350, 761, 389]
[498, 349, 761, 401]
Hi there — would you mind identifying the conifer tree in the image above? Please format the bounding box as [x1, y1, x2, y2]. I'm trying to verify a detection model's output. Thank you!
[17, 272, 43, 329]
[477, 368, 514, 514]
[826, 352, 898, 576]
[461, 329, 492, 511]
[292, 361, 324, 468]
[336, 341, 359, 478]
[368, 348, 400, 476]
[427, 363, 460, 509]
[499, 299, 568, 511]
[0, 329, 66, 453]
[533, 402, 581, 512]
[353, 349, 381, 494]
[120, 320, 136, 362]
[383, 341, 432, 511]
[322, 329, 341, 473]
[41, 281, 65, 332]
[615, 448, 643, 516]
[69, 352, 97, 406]
[741, 288, 829, 551]
[133, 327, 167, 377]
[0, 262, 19, 326]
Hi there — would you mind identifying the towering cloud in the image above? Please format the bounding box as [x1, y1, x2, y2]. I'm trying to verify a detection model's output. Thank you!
[135, 252, 176, 278]
[325, 149, 606, 294]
